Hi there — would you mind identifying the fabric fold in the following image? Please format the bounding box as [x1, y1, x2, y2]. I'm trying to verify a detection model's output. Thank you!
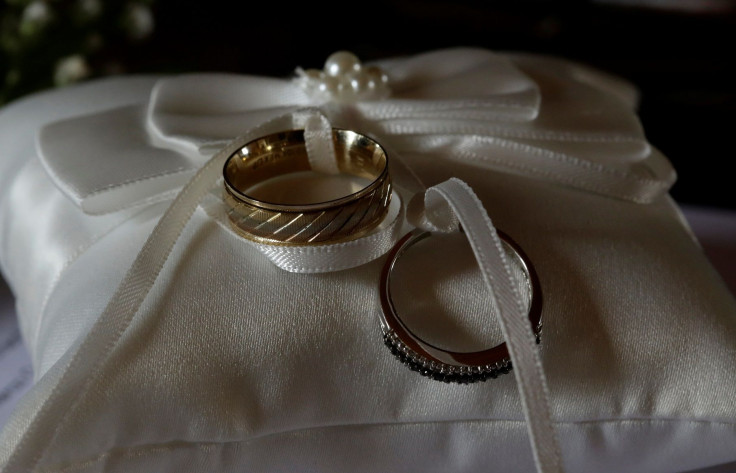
[37, 48, 673, 216]
[35, 48, 545, 215]
[37, 105, 198, 214]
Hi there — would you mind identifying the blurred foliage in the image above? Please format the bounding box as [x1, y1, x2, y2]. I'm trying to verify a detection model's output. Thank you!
[0, 0, 155, 104]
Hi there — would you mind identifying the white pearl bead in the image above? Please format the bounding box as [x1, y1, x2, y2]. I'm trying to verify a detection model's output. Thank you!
[347, 70, 370, 95]
[324, 51, 361, 77]
[298, 51, 390, 102]
[336, 76, 356, 101]
[338, 76, 364, 103]
[364, 65, 388, 85]
[317, 75, 339, 96]
[364, 66, 390, 99]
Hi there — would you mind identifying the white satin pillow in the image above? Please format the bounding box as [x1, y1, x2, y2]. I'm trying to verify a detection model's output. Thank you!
[0, 49, 735, 473]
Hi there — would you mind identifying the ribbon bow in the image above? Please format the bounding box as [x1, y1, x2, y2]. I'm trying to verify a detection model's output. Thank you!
[37, 47, 674, 215]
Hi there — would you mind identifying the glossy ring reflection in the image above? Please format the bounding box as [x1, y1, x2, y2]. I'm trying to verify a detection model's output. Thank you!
[223, 129, 391, 245]
[378, 228, 543, 384]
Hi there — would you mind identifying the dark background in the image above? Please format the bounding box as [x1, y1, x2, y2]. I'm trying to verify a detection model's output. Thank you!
[4, 0, 736, 209]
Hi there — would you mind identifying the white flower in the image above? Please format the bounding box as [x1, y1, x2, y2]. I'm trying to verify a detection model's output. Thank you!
[54, 55, 91, 86]
[78, 0, 102, 19]
[22, 1, 51, 25]
[20, 0, 52, 36]
[125, 3, 154, 40]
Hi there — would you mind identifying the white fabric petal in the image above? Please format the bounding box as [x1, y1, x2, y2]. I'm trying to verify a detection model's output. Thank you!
[34, 47, 671, 218]
[38, 105, 198, 214]
[147, 74, 309, 154]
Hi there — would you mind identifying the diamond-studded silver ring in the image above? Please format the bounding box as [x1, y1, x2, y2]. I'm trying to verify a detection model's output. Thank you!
[378, 229, 543, 384]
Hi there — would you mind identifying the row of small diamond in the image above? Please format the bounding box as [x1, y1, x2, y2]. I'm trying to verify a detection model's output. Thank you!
[383, 330, 513, 384]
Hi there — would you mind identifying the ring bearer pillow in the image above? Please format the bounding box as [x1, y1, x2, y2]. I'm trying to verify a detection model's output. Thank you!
[0, 48, 734, 473]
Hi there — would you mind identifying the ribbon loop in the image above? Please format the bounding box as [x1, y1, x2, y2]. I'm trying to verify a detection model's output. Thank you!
[405, 189, 458, 233]
[294, 109, 341, 175]
[424, 177, 564, 473]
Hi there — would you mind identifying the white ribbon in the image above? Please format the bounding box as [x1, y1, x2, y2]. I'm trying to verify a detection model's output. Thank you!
[413, 178, 563, 473]
[144, 48, 673, 204]
[294, 109, 341, 175]
[10, 131, 565, 473]
[3, 114, 302, 472]
[199, 108, 412, 274]
[34, 48, 675, 275]
[36, 47, 675, 220]
[200, 182, 407, 274]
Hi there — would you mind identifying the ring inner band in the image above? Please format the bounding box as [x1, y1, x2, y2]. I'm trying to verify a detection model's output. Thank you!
[223, 129, 391, 245]
[378, 229, 543, 383]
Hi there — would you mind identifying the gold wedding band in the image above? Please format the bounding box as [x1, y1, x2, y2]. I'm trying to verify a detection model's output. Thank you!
[223, 129, 391, 245]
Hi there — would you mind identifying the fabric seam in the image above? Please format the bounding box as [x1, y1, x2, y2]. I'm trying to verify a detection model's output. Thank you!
[34, 417, 736, 473]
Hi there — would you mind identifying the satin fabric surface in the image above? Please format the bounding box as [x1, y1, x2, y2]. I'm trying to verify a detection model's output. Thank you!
[0, 48, 734, 472]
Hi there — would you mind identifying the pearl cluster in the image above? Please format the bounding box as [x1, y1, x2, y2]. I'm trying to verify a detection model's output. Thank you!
[295, 51, 390, 103]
